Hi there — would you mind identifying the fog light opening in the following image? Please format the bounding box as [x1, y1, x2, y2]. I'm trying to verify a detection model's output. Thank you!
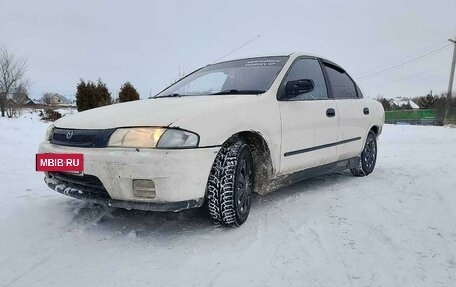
[133, 179, 156, 198]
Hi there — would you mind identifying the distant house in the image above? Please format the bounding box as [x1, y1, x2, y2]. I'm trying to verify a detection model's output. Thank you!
[5, 93, 27, 105]
[48, 94, 72, 106]
[4, 93, 44, 109]
[392, 97, 420, 110]
[24, 99, 37, 107]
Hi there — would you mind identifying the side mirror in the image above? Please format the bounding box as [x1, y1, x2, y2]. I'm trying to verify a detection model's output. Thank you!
[284, 79, 314, 99]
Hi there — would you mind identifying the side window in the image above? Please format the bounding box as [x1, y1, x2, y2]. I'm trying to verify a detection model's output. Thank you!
[282, 58, 328, 100]
[324, 64, 358, 99]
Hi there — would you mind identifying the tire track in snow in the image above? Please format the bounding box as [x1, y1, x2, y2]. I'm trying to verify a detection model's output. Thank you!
[3, 255, 53, 287]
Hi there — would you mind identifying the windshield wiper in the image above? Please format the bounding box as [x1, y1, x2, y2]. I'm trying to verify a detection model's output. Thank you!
[155, 93, 186, 98]
[155, 90, 266, 98]
[210, 89, 266, 95]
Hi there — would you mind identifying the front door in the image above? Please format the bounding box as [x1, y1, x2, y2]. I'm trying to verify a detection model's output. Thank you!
[278, 57, 339, 175]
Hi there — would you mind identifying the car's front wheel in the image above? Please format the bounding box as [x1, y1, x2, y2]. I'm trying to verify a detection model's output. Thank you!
[351, 131, 377, 176]
[206, 139, 254, 227]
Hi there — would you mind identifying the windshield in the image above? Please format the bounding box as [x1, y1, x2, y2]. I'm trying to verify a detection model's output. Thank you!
[155, 56, 288, 98]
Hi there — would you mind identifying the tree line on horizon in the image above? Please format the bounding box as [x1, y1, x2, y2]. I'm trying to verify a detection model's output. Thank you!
[0, 46, 143, 118]
[75, 79, 140, 112]
[377, 92, 455, 112]
[377, 92, 456, 125]
[40, 79, 140, 121]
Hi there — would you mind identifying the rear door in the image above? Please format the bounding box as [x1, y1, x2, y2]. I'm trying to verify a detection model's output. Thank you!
[322, 61, 366, 160]
[278, 57, 339, 174]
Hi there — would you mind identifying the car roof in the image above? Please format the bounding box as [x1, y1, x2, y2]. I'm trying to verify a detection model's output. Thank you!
[213, 52, 338, 66]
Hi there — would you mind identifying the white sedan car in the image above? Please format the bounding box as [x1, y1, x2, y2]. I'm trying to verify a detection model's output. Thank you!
[39, 53, 384, 226]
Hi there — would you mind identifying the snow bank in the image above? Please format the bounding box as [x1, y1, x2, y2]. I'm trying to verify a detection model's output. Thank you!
[0, 118, 455, 286]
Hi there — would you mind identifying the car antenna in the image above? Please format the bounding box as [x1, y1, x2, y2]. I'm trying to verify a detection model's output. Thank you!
[212, 35, 260, 64]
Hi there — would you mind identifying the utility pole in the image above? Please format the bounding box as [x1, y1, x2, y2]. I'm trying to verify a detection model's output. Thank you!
[448, 37, 456, 100]
[444, 36, 456, 125]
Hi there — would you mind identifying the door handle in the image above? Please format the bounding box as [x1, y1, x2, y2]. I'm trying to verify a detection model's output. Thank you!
[326, 108, 336, 117]
[363, 107, 369, 115]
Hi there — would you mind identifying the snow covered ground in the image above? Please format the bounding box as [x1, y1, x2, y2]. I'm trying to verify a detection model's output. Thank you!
[1, 113, 456, 287]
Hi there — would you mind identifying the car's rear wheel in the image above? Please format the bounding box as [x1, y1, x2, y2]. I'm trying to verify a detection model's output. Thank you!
[350, 131, 377, 177]
[206, 139, 254, 227]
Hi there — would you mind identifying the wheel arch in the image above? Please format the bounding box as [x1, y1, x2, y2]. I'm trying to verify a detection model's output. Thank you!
[222, 130, 274, 195]
[370, 125, 380, 137]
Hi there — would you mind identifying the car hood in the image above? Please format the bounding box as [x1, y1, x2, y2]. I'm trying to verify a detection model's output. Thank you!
[54, 95, 260, 129]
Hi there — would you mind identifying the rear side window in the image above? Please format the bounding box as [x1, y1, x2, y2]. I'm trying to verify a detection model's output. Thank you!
[324, 63, 358, 99]
[282, 58, 328, 100]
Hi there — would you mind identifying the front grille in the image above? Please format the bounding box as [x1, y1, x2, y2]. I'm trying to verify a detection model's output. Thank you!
[51, 128, 115, 148]
[49, 172, 110, 198]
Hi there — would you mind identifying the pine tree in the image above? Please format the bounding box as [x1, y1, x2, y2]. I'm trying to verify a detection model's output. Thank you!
[75, 80, 88, 111]
[95, 79, 112, 106]
[417, 94, 436, 109]
[377, 97, 391, 111]
[76, 79, 112, 111]
[118, 82, 140, 103]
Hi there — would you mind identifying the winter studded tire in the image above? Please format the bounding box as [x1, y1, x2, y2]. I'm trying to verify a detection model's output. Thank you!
[351, 131, 377, 177]
[206, 139, 254, 227]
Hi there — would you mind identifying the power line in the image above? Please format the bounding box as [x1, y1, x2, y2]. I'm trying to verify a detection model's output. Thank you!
[212, 35, 260, 63]
[354, 40, 448, 76]
[364, 64, 449, 90]
[356, 43, 452, 80]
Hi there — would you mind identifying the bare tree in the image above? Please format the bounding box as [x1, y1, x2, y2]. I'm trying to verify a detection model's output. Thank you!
[4, 84, 29, 118]
[0, 47, 28, 117]
[12, 84, 29, 105]
[41, 92, 54, 106]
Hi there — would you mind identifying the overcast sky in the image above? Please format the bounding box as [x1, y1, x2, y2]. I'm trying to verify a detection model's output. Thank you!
[1, 0, 455, 100]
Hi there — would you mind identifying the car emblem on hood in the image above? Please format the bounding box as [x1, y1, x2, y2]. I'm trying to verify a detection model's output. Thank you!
[66, 131, 74, 140]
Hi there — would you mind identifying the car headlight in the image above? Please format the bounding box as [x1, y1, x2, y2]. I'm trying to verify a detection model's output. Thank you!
[157, 129, 199, 148]
[108, 127, 166, 148]
[45, 124, 54, 141]
[107, 127, 199, 149]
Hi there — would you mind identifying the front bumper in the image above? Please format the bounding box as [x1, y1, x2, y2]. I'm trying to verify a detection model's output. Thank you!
[39, 142, 220, 211]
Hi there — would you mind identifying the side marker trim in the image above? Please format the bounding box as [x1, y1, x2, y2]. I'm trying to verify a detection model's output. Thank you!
[284, 137, 361, 157]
